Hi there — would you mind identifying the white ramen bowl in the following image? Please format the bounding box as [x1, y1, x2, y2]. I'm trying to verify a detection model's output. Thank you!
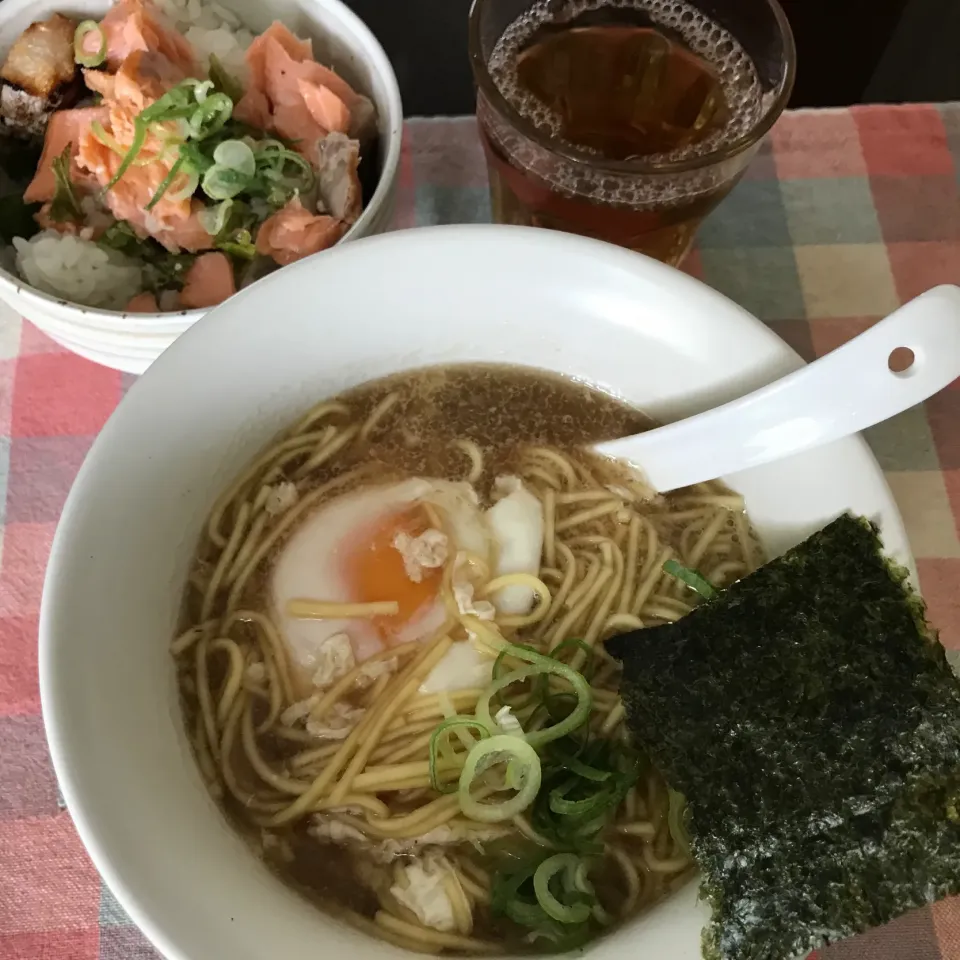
[41, 225, 913, 960]
[0, 0, 402, 373]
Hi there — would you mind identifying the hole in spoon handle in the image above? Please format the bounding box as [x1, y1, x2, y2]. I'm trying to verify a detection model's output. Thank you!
[888, 347, 916, 377]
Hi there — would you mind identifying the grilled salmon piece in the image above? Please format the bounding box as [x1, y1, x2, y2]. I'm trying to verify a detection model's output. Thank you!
[255, 196, 343, 266]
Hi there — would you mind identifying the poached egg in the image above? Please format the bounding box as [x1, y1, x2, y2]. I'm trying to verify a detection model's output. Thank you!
[270, 476, 544, 696]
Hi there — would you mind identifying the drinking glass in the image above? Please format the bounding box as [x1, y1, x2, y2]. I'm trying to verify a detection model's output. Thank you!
[469, 0, 796, 265]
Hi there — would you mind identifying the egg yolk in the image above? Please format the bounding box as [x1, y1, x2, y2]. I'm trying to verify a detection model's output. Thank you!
[342, 506, 442, 642]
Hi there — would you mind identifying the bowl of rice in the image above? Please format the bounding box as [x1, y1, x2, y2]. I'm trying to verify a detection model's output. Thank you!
[0, 0, 402, 372]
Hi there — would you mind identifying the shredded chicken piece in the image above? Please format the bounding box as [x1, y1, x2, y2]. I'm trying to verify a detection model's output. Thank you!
[264, 481, 298, 516]
[453, 580, 495, 621]
[310, 632, 355, 689]
[495, 704, 524, 737]
[260, 830, 294, 861]
[357, 656, 397, 686]
[245, 661, 266, 683]
[280, 694, 319, 727]
[391, 853, 468, 932]
[307, 819, 506, 863]
[393, 528, 448, 583]
[310, 818, 369, 845]
[305, 701, 364, 739]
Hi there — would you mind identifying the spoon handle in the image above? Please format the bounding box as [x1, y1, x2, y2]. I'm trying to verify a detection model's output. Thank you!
[595, 285, 960, 493]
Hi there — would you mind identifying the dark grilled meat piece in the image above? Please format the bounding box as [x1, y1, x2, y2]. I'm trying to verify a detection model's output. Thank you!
[0, 14, 83, 140]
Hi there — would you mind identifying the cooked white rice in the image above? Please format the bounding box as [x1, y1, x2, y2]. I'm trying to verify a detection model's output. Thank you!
[154, 0, 254, 80]
[14, 231, 143, 310]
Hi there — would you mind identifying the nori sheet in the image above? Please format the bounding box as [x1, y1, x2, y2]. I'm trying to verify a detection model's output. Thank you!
[606, 514, 960, 960]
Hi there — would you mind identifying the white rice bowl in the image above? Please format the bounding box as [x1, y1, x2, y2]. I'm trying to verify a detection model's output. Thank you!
[0, 0, 402, 372]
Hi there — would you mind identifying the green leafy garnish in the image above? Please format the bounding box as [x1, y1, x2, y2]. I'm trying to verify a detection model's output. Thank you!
[49, 146, 83, 224]
[662, 558, 716, 599]
[198, 200, 259, 260]
[99, 219, 141, 254]
[144, 251, 193, 292]
[98, 221, 192, 292]
[74, 20, 106, 68]
[217, 228, 256, 260]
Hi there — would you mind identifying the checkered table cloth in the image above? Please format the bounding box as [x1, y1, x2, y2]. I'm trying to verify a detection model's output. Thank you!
[1, 105, 959, 960]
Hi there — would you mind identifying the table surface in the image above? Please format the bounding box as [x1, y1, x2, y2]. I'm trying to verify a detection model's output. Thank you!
[1, 104, 960, 960]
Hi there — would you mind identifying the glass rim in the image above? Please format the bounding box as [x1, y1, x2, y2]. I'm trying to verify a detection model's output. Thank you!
[467, 0, 797, 175]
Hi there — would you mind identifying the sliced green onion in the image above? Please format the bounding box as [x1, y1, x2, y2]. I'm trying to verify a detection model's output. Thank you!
[475, 644, 592, 750]
[167, 167, 199, 203]
[547, 637, 597, 681]
[192, 79, 214, 103]
[533, 854, 592, 924]
[435, 690, 483, 753]
[133, 137, 178, 168]
[490, 643, 544, 711]
[103, 118, 147, 192]
[505, 899, 549, 929]
[201, 164, 252, 201]
[458, 735, 541, 822]
[146, 156, 184, 210]
[255, 141, 315, 188]
[663, 558, 717, 599]
[74, 20, 106, 68]
[199, 198, 233, 236]
[491, 643, 539, 682]
[140, 92, 197, 125]
[548, 779, 617, 819]
[565, 758, 612, 782]
[91, 120, 124, 156]
[186, 92, 232, 139]
[429, 718, 489, 794]
[176, 139, 215, 177]
[572, 862, 612, 926]
[213, 139, 255, 177]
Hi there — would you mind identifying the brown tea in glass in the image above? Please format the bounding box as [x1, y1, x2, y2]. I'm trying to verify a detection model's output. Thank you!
[470, 0, 796, 264]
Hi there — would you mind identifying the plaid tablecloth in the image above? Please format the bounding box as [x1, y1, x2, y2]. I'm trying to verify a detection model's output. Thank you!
[1, 105, 960, 960]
